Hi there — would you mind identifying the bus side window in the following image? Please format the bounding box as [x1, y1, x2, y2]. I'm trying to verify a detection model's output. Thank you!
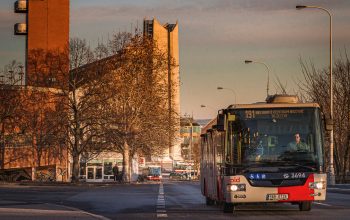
[236, 132, 242, 164]
[225, 123, 233, 164]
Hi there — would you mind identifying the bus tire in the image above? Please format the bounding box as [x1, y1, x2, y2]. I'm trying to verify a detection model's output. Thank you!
[206, 197, 215, 206]
[223, 202, 234, 213]
[299, 201, 312, 211]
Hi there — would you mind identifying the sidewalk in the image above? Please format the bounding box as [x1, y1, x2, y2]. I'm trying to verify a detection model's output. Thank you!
[0, 202, 109, 220]
[0, 181, 116, 187]
[327, 184, 350, 194]
[0, 180, 159, 188]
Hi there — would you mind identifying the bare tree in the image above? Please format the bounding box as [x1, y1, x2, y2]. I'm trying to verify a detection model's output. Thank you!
[64, 38, 113, 182]
[18, 87, 66, 180]
[25, 40, 112, 182]
[103, 33, 178, 182]
[0, 61, 24, 170]
[2, 33, 179, 183]
[298, 52, 350, 182]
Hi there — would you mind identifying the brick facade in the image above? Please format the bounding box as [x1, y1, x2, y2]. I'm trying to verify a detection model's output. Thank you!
[26, 0, 69, 86]
[0, 0, 70, 181]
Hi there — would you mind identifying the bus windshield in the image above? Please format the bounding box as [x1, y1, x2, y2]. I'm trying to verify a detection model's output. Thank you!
[149, 166, 161, 176]
[226, 108, 324, 170]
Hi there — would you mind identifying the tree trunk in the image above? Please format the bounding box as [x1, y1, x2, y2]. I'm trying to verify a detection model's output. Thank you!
[36, 147, 42, 168]
[343, 139, 350, 183]
[0, 141, 4, 170]
[0, 123, 5, 169]
[71, 151, 80, 183]
[122, 141, 130, 183]
[334, 139, 340, 177]
[31, 167, 36, 181]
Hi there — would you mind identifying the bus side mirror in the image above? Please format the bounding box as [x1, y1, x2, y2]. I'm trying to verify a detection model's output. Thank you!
[216, 113, 225, 131]
[324, 115, 333, 131]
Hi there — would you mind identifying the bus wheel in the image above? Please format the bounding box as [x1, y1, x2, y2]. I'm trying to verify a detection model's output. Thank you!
[223, 202, 234, 213]
[299, 201, 312, 211]
[206, 197, 215, 205]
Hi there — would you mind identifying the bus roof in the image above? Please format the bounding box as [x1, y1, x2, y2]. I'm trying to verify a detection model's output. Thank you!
[201, 102, 320, 135]
[228, 102, 320, 109]
[201, 118, 217, 135]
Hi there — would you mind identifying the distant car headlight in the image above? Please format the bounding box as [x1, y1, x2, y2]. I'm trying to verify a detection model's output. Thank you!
[228, 184, 246, 192]
[309, 181, 326, 189]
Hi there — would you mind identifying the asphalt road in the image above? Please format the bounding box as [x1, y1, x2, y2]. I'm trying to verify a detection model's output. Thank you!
[0, 180, 349, 220]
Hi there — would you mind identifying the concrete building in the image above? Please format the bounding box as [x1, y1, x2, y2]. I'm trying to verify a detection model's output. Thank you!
[0, 86, 69, 182]
[0, 0, 70, 182]
[143, 19, 181, 165]
[6, 2, 180, 181]
[178, 117, 201, 170]
[14, 0, 70, 86]
[26, 0, 69, 51]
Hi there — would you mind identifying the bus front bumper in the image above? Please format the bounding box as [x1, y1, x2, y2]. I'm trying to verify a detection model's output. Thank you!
[224, 174, 327, 203]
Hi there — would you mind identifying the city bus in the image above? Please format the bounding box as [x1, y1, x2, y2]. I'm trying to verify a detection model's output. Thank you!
[146, 165, 162, 181]
[200, 95, 327, 213]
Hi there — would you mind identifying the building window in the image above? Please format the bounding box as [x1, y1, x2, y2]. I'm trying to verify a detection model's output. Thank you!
[104, 162, 113, 175]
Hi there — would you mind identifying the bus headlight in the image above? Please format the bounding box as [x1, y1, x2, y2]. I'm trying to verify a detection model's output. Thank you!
[309, 181, 326, 189]
[228, 184, 246, 192]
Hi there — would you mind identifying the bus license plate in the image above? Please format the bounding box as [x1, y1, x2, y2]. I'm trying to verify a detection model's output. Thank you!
[266, 194, 288, 201]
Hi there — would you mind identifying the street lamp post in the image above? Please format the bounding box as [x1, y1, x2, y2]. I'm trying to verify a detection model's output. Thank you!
[200, 104, 217, 119]
[296, 5, 335, 185]
[18, 65, 24, 86]
[244, 60, 271, 98]
[189, 121, 193, 181]
[217, 86, 237, 105]
[200, 104, 216, 111]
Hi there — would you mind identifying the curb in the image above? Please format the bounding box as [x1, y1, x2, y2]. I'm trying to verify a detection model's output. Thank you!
[44, 203, 111, 220]
[0, 181, 157, 187]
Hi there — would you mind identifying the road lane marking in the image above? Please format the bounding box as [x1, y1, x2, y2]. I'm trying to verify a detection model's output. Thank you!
[314, 202, 333, 207]
[328, 188, 350, 191]
[157, 182, 167, 218]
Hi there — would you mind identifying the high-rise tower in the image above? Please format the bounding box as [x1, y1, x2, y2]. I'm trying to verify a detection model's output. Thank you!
[14, 0, 70, 86]
[8, 0, 70, 181]
[143, 19, 181, 162]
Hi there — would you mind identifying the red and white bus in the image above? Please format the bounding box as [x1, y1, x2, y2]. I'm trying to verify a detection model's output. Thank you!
[147, 165, 162, 181]
[200, 95, 327, 213]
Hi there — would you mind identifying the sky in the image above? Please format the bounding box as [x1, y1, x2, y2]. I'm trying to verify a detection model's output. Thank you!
[1, 0, 350, 119]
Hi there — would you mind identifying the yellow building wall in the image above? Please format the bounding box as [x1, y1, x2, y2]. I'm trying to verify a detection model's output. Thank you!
[150, 19, 181, 160]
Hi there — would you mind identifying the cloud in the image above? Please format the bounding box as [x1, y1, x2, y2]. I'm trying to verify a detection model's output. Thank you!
[207, 0, 349, 11]
[71, 0, 350, 17]
[69, 1, 350, 62]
